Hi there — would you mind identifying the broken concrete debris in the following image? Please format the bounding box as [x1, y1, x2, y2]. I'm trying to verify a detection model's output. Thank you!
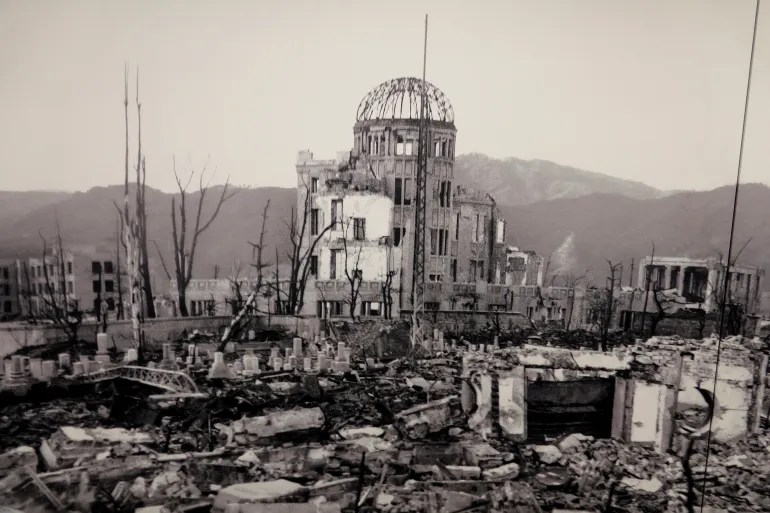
[0, 331, 768, 512]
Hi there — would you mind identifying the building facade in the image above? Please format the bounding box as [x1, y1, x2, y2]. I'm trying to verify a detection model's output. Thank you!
[636, 256, 763, 314]
[2, 247, 126, 321]
[296, 77, 516, 319]
[0, 260, 18, 319]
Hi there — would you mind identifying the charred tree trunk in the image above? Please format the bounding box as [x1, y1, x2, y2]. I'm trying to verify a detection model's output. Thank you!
[170, 158, 236, 317]
[116, 214, 125, 320]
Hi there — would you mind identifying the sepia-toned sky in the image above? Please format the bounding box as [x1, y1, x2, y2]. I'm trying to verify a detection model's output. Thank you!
[1, 0, 768, 193]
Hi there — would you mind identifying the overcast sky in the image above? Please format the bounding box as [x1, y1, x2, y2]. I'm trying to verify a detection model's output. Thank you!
[1, 0, 768, 193]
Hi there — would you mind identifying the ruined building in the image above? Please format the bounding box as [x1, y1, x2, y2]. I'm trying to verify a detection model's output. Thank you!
[0, 248, 126, 321]
[297, 77, 516, 318]
[637, 255, 764, 314]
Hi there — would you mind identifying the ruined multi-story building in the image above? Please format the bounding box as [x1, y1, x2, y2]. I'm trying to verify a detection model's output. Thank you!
[2, 247, 127, 321]
[297, 77, 511, 319]
[573, 255, 766, 337]
[12, 247, 77, 318]
[504, 247, 544, 287]
[637, 256, 764, 314]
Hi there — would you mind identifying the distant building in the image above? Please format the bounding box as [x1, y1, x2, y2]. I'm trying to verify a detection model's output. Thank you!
[504, 247, 544, 287]
[573, 255, 766, 337]
[636, 256, 764, 314]
[12, 246, 77, 319]
[170, 265, 292, 318]
[3, 246, 126, 321]
[0, 260, 18, 319]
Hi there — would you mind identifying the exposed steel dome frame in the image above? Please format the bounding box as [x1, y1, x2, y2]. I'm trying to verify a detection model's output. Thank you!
[355, 77, 455, 123]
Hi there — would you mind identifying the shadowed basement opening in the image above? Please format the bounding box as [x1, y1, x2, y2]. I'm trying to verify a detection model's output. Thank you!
[525, 377, 615, 442]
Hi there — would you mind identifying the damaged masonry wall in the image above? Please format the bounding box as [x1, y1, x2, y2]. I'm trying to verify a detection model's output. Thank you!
[462, 337, 768, 453]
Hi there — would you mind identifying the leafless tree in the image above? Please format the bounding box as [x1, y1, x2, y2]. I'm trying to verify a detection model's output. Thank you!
[115, 66, 144, 352]
[381, 239, 397, 320]
[167, 157, 237, 317]
[219, 200, 272, 348]
[649, 284, 680, 337]
[20, 262, 35, 323]
[131, 77, 155, 319]
[115, 214, 125, 320]
[709, 238, 754, 336]
[245, 199, 272, 311]
[562, 267, 590, 331]
[36, 225, 83, 343]
[226, 262, 246, 315]
[584, 261, 621, 350]
[340, 219, 365, 319]
[280, 179, 334, 315]
[600, 260, 622, 350]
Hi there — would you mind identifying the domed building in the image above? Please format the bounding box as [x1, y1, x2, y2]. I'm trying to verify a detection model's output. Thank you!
[295, 77, 510, 319]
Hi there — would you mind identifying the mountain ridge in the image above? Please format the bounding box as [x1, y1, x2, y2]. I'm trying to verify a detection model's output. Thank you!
[1, 155, 766, 292]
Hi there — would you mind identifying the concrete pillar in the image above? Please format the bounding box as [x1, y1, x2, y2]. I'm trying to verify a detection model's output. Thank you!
[28, 358, 42, 380]
[124, 348, 138, 363]
[705, 269, 717, 310]
[677, 267, 686, 295]
[663, 266, 671, 290]
[209, 352, 231, 379]
[96, 333, 110, 354]
[40, 360, 56, 380]
[293, 337, 303, 360]
[58, 353, 71, 369]
[498, 366, 526, 441]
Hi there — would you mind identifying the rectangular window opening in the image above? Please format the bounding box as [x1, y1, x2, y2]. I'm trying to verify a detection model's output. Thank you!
[403, 178, 412, 205]
[311, 208, 320, 235]
[331, 200, 343, 227]
[396, 136, 405, 156]
[353, 218, 366, 241]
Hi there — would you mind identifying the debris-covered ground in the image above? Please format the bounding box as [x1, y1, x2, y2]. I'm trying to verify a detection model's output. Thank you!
[0, 327, 768, 513]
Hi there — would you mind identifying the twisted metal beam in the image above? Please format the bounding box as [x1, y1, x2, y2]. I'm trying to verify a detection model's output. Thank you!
[81, 365, 200, 394]
[356, 77, 455, 123]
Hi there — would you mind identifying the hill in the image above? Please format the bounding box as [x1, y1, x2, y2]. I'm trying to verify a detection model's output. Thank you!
[0, 162, 766, 293]
[0, 185, 296, 292]
[0, 191, 74, 234]
[500, 183, 770, 286]
[454, 153, 666, 206]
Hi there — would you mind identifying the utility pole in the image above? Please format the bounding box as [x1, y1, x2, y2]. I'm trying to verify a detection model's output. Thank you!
[629, 257, 635, 288]
[410, 14, 429, 348]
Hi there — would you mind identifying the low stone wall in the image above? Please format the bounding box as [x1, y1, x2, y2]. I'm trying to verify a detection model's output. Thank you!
[400, 309, 530, 333]
[0, 314, 319, 358]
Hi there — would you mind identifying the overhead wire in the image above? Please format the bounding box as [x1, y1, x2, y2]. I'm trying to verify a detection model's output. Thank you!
[699, 1, 761, 511]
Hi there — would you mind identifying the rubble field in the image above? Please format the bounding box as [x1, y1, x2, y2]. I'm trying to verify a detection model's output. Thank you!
[0, 328, 768, 513]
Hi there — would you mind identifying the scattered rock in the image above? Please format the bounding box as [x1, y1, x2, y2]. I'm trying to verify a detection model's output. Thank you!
[533, 445, 563, 465]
